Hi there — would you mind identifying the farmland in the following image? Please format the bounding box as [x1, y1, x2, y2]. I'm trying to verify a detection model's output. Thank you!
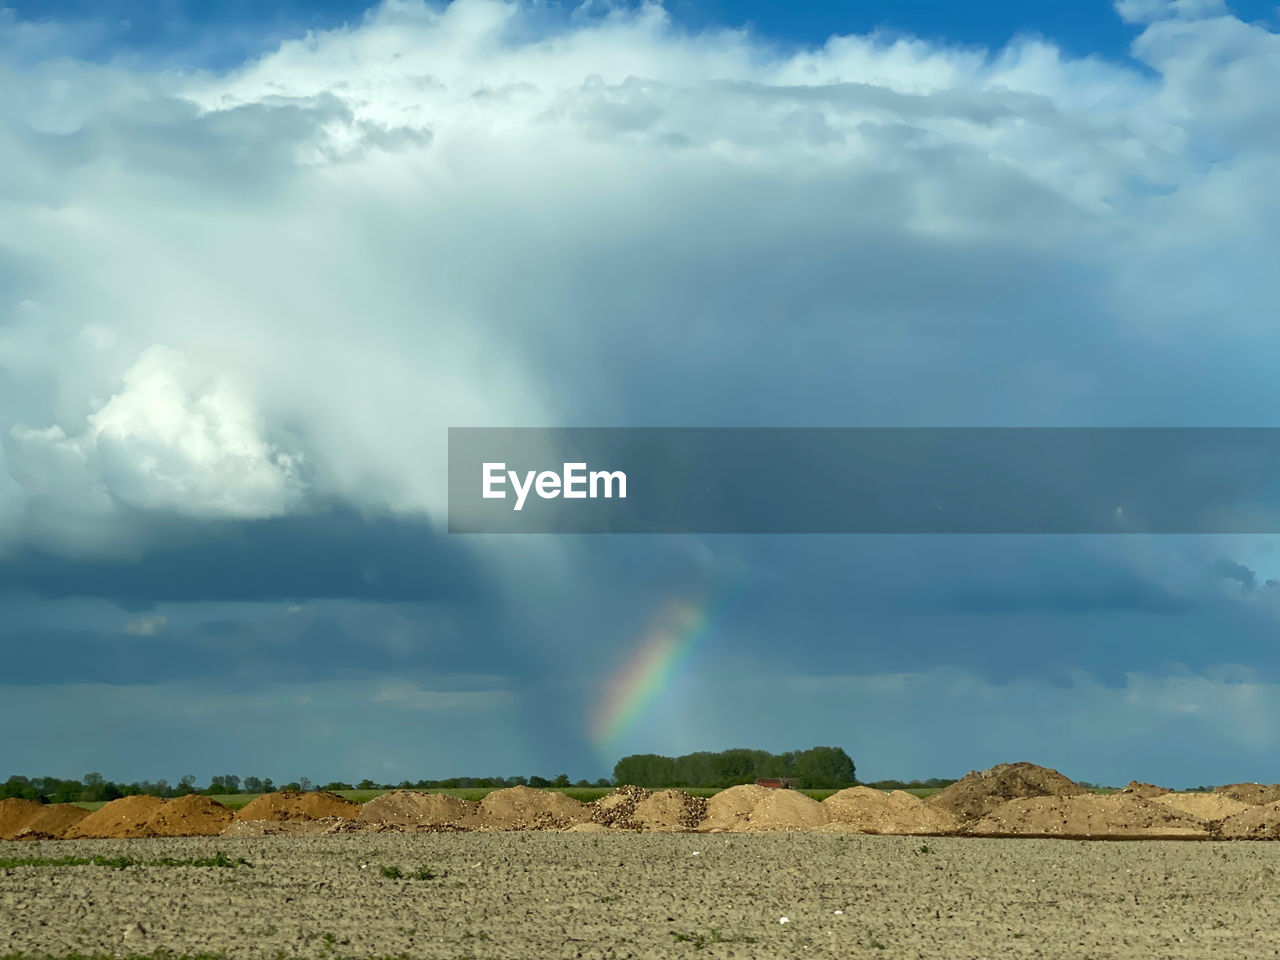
[4, 832, 1280, 959]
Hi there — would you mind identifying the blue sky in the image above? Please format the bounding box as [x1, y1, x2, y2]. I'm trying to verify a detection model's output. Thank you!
[3, 0, 1280, 789]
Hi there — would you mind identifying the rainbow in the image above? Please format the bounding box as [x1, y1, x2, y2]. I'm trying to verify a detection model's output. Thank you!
[589, 598, 711, 749]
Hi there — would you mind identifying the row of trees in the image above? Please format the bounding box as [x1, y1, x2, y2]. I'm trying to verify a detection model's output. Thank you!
[613, 746, 856, 788]
[0, 773, 614, 804]
[3, 749, 859, 803]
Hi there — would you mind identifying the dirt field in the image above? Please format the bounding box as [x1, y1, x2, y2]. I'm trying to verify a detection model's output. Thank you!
[4, 833, 1280, 959]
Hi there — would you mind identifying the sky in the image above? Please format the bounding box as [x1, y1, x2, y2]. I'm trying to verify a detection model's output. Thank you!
[3, 0, 1280, 789]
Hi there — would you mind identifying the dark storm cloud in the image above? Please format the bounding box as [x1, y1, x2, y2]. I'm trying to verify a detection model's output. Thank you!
[0, 508, 489, 609]
[1211, 558, 1257, 592]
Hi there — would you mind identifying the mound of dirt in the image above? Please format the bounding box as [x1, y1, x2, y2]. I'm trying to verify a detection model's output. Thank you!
[1154, 792, 1250, 822]
[0, 798, 45, 840]
[1118, 781, 1170, 799]
[738, 789, 828, 832]
[143, 795, 234, 837]
[700, 784, 773, 832]
[823, 787, 959, 835]
[357, 791, 477, 831]
[701, 785, 825, 832]
[221, 817, 357, 837]
[1218, 800, 1280, 839]
[969, 794, 1209, 838]
[235, 791, 362, 822]
[631, 790, 708, 831]
[927, 763, 1088, 822]
[476, 786, 588, 830]
[590, 785, 652, 829]
[1214, 783, 1280, 806]
[9, 803, 90, 841]
[65, 796, 167, 839]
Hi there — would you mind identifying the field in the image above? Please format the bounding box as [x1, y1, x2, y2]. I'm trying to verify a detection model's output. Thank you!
[3, 832, 1280, 959]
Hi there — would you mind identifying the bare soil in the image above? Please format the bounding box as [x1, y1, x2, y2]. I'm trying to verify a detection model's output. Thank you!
[4, 832, 1280, 959]
[1219, 801, 1280, 839]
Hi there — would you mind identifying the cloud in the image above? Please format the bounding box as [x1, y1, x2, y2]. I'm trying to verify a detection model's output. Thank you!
[7, 345, 305, 543]
[1211, 557, 1257, 592]
[1116, 0, 1228, 25]
[4, 1, 1280, 780]
[0, 0, 1277, 556]
[124, 613, 167, 636]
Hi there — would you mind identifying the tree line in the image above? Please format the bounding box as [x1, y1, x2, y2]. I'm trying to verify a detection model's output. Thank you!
[3, 748, 861, 804]
[0, 772, 614, 804]
[612, 746, 857, 788]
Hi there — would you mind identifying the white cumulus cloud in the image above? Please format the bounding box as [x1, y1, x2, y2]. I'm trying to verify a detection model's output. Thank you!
[0, 0, 1278, 555]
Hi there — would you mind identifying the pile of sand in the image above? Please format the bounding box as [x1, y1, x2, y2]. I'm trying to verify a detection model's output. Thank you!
[969, 794, 1209, 838]
[235, 791, 361, 822]
[1118, 781, 1170, 798]
[64, 795, 234, 839]
[699, 784, 772, 831]
[476, 786, 588, 830]
[701, 785, 827, 832]
[1218, 801, 1280, 839]
[143, 795, 234, 837]
[10, 804, 90, 841]
[590, 785, 652, 829]
[0, 798, 45, 840]
[631, 790, 708, 831]
[928, 762, 1087, 822]
[356, 791, 477, 831]
[1214, 783, 1280, 806]
[1153, 792, 1250, 822]
[65, 796, 167, 839]
[822, 787, 959, 835]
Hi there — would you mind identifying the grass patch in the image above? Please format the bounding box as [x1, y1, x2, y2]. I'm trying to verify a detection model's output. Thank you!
[0, 853, 249, 870]
[669, 930, 758, 950]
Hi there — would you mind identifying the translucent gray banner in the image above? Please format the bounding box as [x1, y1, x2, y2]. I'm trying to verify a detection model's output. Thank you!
[447, 428, 1280, 534]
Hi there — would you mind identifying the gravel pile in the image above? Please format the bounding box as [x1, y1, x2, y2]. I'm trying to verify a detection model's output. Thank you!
[590, 785, 652, 829]
[1214, 783, 1280, 805]
[928, 762, 1088, 822]
[356, 790, 478, 831]
[969, 794, 1209, 838]
[476, 785, 588, 830]
[631, 790, 708, 831]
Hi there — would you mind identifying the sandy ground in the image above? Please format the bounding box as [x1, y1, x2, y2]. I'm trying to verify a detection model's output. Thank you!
[4, 833, 1280, 959]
